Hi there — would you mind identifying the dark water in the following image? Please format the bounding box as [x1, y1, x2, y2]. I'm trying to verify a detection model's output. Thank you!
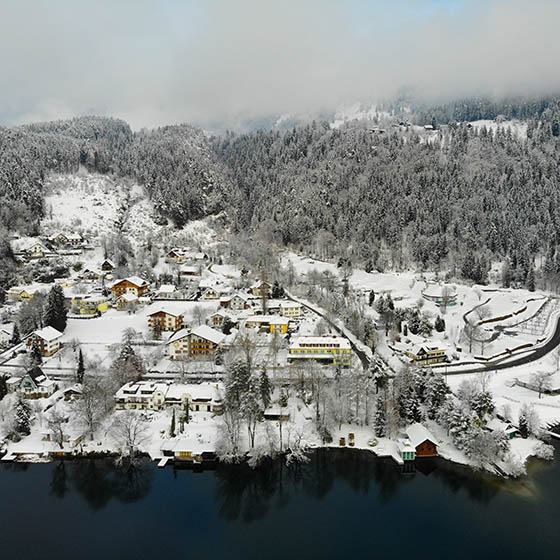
[1, 446, 559, 560]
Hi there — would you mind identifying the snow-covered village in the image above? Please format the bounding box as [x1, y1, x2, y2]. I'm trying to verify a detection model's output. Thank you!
[0, 171, 557, 479]
[4, 2, 560, 559]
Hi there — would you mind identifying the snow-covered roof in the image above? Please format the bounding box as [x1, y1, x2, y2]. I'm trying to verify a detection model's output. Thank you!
[180, 265, 200, 274]
[112, 276, 148, 288]
[117, 293, 138, 302]
[126, 276, 148, 287]
[157, 284, 176, 293]
[280, 301, 302, 308]
[406, 423, 438, 449]
[31, 326, 63, 342]
[167, 328, 191, 344]
[148, 306, 185, 317]
[166, 382, 217, 401]
[11, 238, 49, 253]
[290, 336, 351, 349]
[486, 418, 518, 434]
[211, 310, 231, 318]
[250, 280, 272, 289]
[115, 381, 169, 399]
[162, 435, 214, 455]
[190, 325, 226, 345]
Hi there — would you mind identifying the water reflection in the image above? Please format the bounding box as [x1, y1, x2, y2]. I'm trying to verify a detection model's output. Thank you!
[33, 447, 555, 517]
[212, 449, 509, 521]
[47, 459, 154, 509]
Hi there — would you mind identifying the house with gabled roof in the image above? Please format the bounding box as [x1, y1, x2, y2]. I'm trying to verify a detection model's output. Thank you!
[101, 259, 115, 272]
[201, 287, 221, 300]
[250, 280, 272, 298]
[115, 292, 138, 310]
[111, 276, 150, 298]
[16, 367, 58, 399]
[0, 324, 13, 346]
[406, 423, 438, 457]
[220, 293, 250, 310]
[167, 325, 226, 360]
[155, 284, 177, 300]
[485, 418, 520, 439]
[148, 307, 188, 332]
[406, 345, 446, 366]
[209, 310, 234, 329]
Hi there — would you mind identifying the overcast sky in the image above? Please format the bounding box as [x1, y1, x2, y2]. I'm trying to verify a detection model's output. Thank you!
[1, 0, 558, 130]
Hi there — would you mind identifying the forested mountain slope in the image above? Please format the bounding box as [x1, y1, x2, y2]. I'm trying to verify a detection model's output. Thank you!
[3, 96, 560, 290]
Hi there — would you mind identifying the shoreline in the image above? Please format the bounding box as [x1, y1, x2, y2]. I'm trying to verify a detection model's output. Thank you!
[2, 439, 556, 481]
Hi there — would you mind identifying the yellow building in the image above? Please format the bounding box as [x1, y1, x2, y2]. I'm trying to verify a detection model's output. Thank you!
[288, 336, 351, 365]
[245, 315, 289, 334]
[79, 296, 109, 315]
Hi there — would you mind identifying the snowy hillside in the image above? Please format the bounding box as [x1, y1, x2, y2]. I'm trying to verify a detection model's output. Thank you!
[469, 119, 528, 139]
[330, 102, 394, 129]
[40, 172, 219, 249]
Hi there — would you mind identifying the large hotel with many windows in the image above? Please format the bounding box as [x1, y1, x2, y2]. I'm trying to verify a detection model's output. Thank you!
[288, 336, 352, 365]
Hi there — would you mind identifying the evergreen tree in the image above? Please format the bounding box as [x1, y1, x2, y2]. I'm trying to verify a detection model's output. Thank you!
[368, 290, 375, 307]
[222, 317, 234, 335]
[271, 280, 285, 298]
[170, 409, 176, 437]
[425, 374, 450, 419]
[470, 391, 495, 419]
[259, 368, 272, 409]
[526, 265, 536, 292]
[76, 349, 85, 384]
[183, 402, 190, 425]
[518, 409, 529, 438]
[0, 376, 7, 401]
[434, 316, 446, 332]
[43, 285, 67, 332]
[29, 340, 43, 367]
[15, 398, 31, 435]
[10, 323, 20, 345]
[374, 394, 387, 437]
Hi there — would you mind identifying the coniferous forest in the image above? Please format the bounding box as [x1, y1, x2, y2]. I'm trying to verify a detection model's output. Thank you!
[3, 95, 560, 289]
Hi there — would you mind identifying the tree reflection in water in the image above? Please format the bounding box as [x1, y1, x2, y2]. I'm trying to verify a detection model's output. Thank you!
[48, 459, 154, 509]
[213, 449, 505, 521]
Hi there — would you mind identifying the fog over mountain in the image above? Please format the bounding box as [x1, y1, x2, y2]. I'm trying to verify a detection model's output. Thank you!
[1, 0, 559, 131]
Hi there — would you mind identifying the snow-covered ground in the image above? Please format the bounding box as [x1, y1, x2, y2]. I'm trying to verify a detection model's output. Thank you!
[41, 172, 220, 250]
[469, 119, 528, 140]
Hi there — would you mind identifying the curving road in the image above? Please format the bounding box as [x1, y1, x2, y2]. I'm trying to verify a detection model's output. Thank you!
[439, 310, 560, 375]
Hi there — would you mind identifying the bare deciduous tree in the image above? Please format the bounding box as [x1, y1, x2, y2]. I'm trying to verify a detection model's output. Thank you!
[111, 411, 150, 458]
[47, 411, 67, 449]
[530, 372, 552, 399]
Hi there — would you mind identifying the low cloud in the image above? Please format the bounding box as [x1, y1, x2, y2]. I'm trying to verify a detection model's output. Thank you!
[1, 0, 559, 129]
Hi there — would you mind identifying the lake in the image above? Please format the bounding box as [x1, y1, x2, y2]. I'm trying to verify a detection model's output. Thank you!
[1, 446, 559, 559]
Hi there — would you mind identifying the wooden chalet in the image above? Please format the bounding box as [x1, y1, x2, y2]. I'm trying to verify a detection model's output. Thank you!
[111, 276, 149, 298]
[406, 423, 438, 457]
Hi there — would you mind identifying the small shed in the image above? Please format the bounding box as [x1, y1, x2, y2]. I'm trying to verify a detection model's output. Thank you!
[406, 423, 438, 457]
